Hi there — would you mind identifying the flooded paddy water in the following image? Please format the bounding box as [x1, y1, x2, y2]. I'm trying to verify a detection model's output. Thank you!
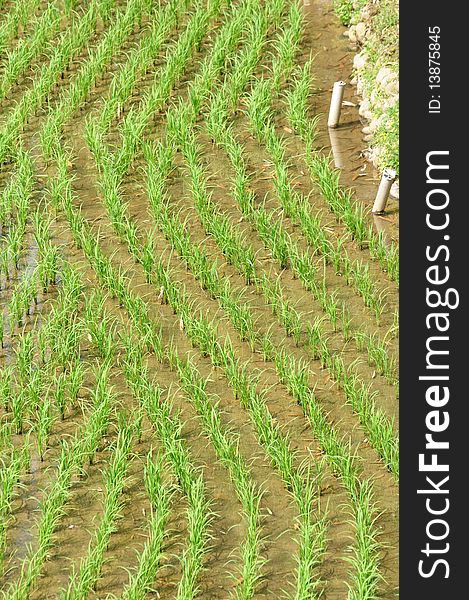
[1, 0, 398, 598]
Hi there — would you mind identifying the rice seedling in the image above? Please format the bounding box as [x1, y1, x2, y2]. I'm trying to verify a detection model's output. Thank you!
[176, 356, 265, 599]
[0, 441, 30, 570]
[0, 0, 399, 595]
[61, 419, 134, 599]
[118, 450, 173, 600]
[35, 392, 54, 461]
[0, 0, 42, 57]
[286, 62, 399, 283]
[0, 3, 61, 101]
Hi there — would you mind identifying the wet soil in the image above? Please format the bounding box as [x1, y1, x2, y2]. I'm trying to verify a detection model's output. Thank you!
[0, 1, 398, 598]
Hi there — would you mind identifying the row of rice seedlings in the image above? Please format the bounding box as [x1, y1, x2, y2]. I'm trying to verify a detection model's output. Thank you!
[93, 0, 193, 137]
[1, 359, 119, 600]
[35, 122, 214, 598]
[121, 339, 212, 600]
[51, 124, 327, 598]
[118, 450, 174, 600]
[0, 0, 42, 57]
[176, 356, 265, 600]
[109, 0, 229, 182]
[0, 2, 61, 101]
[285, 61, 399, 283]
[0, 441, 31, 574]
[40, 0, 155, 162]
[60, 417, 135, 599]
[245, 68, 392, 323]
[0, 148, 34, 284]
[0, 0, 119, 164]
[142, 161, 384, 596]
[143, 142, 398, 475]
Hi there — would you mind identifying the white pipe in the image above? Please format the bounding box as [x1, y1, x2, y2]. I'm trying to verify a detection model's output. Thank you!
[327, 81, 346, 128]
[328, 127, 345, 169]
[372, 168, 396, 214]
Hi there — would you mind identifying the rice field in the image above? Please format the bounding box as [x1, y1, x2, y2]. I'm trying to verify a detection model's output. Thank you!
[0, 0, 399, 598]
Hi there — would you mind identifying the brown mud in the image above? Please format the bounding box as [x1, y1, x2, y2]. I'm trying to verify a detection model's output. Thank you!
[1, 1, 398, 598]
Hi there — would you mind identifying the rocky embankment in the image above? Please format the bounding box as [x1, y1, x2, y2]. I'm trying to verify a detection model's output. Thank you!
[338, 0, 399, 197]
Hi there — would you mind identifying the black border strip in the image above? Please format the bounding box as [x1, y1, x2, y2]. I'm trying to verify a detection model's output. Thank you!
[400, 1, 467, 595]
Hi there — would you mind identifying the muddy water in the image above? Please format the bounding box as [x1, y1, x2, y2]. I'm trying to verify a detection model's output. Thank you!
[302, 0, 399, 242]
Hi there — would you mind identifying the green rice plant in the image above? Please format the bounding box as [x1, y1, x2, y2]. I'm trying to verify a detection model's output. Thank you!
[0, 3, 61, 101]
[68, 361, 86, 405]
[61, 420, 134, 599]
[0, 366, 13, 411]
[54, 371, 68, 421]
[35, 393, 54, 461]
[176, 356, 265, 599]
[27, 368, 44, 414]
[345, 479, 382, 600]
[84, 359, 114, 465]
[118, 450, 173, 600]
[356, 331, 398, 384]
[176, 474, 213, 600]
[15, 331, 34, 383]
[0, 441, 30, 570]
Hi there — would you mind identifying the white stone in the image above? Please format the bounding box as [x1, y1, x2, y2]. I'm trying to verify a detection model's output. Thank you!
[353, 53, 366, 71]
[384, 79, 399, 96]
[390, 181, 400, 199]
[358, 98, 370, 117]
[355, 22, 367, 43]
[376, 67, 394, 85]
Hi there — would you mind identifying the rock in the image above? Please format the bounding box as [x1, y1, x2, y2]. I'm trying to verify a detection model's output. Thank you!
[363, 134, 374, 142]
[376, 66, 394, 85]
[384, 78, 399, 96]
[353, 53, 366, 71]
[370, 89, 380, 106]
[383, 95, 399, 110]
[350, 76, 357, 85]
[390, 181, 400, 199]
[358, 98, 370, 117]
[355, 22, 367, 43]
[348, 25, 357, 43]
[362, 125, 375, 135]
